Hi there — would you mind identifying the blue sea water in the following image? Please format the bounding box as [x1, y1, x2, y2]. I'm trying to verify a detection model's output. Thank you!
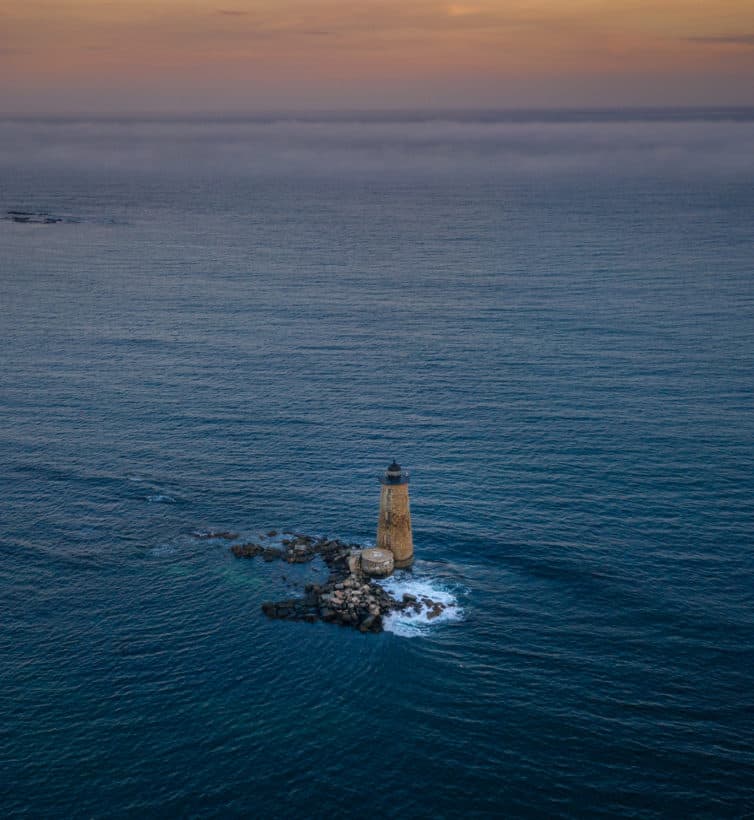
[1, 110, 753, 817]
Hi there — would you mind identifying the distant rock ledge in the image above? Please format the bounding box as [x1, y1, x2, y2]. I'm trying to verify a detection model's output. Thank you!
[3, 209, 116, 225]
[229, 533, 446, 633]
[5, 209, 69, 224]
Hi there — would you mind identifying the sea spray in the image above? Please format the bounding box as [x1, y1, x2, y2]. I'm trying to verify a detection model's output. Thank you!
[377, 571, 464, 637]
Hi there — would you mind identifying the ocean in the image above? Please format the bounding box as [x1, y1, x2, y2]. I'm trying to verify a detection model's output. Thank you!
[1, 110, 753, 817]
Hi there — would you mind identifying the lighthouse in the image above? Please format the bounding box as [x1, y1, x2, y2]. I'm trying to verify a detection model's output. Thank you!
[376, 460, 414, 569]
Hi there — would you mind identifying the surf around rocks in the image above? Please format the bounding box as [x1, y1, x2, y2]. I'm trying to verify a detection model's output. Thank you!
[228, 532, 447, 633]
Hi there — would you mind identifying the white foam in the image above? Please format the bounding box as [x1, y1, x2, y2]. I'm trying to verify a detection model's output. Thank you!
[146, 493, 176, 504]
[377, 572, 464, 638]
[149, 543, 178, 557]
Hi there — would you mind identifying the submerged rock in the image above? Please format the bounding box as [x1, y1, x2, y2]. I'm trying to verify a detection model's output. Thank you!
[230, 542, 263, 558]
[5, 209, 79, 225]
[194, 529, 239, 540]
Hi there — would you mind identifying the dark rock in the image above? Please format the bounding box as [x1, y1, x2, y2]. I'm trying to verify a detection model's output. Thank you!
[230, 543, 263, 558]
[230, 543, 264, 558]
[303, 591, 318, 607]
[359, 615, 375, 633]
[272, 599, 299, 618]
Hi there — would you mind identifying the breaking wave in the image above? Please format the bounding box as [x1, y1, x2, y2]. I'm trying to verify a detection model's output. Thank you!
[146, 493, 177, 504]
[377, 571, 465, 638]
[148, 543, 178, 557]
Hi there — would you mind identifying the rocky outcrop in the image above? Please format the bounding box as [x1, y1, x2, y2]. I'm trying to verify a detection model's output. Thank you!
[228, 532, 445, 633]
[229, 533, 350, 566]
[261, 578, 388, 633]
[3, 209, 116, 225]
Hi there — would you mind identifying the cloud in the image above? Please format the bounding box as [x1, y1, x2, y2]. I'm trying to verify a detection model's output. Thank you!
[447, 4, 482, 17]
[1, 113, 754, 180]
[687, 34, 754, 46]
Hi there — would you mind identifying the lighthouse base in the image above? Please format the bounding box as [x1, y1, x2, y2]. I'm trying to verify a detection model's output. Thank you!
[360, 548, 394, 578]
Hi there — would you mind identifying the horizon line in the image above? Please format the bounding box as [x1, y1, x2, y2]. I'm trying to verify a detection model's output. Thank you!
[3, 104, 754, 123]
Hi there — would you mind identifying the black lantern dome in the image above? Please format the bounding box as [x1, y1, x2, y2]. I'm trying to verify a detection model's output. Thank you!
[380, 459, 409, 485]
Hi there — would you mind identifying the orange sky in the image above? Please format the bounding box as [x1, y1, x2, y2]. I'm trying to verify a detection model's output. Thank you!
[2, 0, 754, 112]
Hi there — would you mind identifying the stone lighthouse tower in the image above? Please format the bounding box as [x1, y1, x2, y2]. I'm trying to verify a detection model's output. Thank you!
[376, 460, 414, 568]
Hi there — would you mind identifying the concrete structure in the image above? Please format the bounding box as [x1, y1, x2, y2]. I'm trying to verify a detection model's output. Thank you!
[376, 460, 414, 568]
[360, 547, 395, 578]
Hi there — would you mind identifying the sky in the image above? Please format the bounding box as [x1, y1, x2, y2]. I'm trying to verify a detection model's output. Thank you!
[2, 0, 754, 114]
